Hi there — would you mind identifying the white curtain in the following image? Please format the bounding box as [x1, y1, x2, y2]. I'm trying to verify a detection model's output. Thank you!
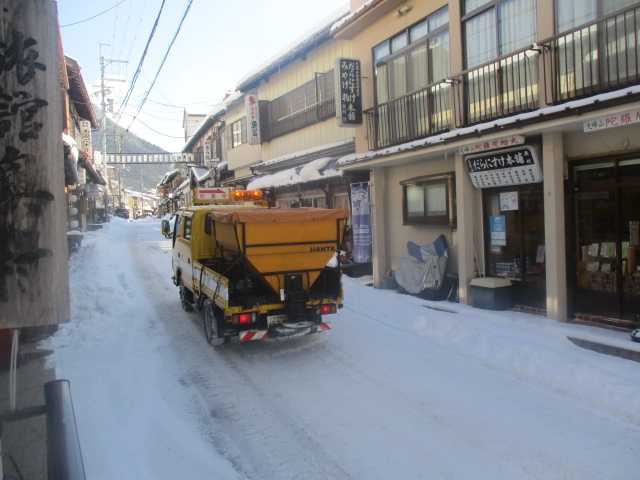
[465, 9, 497, 67]
[557, 0, 597, 32]
[499, 0, 537, 54]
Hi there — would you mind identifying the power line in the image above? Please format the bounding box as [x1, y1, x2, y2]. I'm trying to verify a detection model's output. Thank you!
[122, 114, 185, 138]
[127, 0, 195, 131]
[61, 0, 128, 27]
[116, 0, 168, 121]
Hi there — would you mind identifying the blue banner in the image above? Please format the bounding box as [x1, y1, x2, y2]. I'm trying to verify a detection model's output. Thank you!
[350, 183, 372, 264]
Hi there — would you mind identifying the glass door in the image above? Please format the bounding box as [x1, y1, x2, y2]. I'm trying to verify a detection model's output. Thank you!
[484, 184, 546, 309]
[620, 160, 640, 322]
[573, 162, 619, 318]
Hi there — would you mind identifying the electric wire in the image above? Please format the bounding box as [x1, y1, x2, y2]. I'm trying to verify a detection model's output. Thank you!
[127, 0, 195, 131]
[116, 0, 168, 122]
[61, 0, 128, 27]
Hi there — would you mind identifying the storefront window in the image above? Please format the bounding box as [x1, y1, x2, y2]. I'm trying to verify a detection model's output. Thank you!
[402, 174, 454, 225]
[572, 158, 640, 321]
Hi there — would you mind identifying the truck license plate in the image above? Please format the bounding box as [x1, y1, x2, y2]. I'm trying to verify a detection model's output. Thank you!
[267, 314, 287, 326]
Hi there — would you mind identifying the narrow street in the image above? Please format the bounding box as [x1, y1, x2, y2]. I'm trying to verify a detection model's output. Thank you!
[45, 219, 640, 480]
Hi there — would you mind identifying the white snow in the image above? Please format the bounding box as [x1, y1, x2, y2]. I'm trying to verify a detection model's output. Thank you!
[255, 139, 354, 170]
[42, 218, 640, 479]
[247, 157, 341, 190]
[191, 166, 211, 183]
[330, 0, 380, 34]
[62, 132, 80, 162]
[339, 84, 640, 167]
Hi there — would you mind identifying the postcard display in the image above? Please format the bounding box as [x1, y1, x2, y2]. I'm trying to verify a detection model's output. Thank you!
[577, 221, 640, 297]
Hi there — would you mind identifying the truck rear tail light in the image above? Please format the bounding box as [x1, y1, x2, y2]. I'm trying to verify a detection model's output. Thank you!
[320, 304, 337, 315]
[235, 313, 255, 324]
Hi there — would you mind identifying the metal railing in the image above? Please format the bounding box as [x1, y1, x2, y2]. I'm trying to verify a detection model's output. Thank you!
[546, 5, 640, 102]
[265, 98, 336, 141]
[0, 379, 86, 480]
[458, 45, 540, 125]
[364, 80, 456, 150]
[363, 3, 640, 151]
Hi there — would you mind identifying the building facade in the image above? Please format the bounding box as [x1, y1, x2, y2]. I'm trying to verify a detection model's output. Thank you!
[335, 0, 640, 327]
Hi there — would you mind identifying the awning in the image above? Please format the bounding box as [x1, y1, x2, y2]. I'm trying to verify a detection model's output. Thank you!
[80, 153, 106, 186]
[157, 169, 180, 187]
[209, 207, 347, 224]
[247, 157, 342, 190]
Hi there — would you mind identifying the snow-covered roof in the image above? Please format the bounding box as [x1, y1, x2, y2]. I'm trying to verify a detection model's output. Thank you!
[254, 139, 354, 172]
[157, 169, 180, 187]
[339, 84, 640, 168]
[215, 160, 228, 171]
[330, 0, 383, 34]
[247, 157, 342, 190]
[237, 6, 350, 91]
[62, 132, 80, 162]
[191, 166, 211, 183]
[181, 96, 236, 153]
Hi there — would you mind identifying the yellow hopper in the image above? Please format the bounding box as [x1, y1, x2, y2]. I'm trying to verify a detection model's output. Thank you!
[209, 207, 347, 295]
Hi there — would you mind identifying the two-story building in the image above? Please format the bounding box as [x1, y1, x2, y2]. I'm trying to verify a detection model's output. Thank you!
[237, 9, 367, 211]
[335, 0, 640, 328]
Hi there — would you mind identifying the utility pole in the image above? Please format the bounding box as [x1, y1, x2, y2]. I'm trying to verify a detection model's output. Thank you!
[98, 43, 128, 210]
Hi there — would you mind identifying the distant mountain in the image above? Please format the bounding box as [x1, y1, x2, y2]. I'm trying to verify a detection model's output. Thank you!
[93, 115, 182, 192]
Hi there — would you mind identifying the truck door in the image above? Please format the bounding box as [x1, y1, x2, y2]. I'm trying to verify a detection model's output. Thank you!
[174, 214, 194, 290]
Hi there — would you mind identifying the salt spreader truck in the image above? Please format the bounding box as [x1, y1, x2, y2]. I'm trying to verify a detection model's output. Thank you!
[168, 188, 347, 345]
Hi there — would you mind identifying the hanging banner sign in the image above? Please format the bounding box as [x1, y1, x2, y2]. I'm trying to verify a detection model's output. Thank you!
[459, 135, 525, 155]
[466, 146, 542, 188]
[336, 58, 363, 126]
[245, 93, 261, 145]
[583, 108, 640, 132]
[79, 120, 93, 160]
[350, 182, 372, 264]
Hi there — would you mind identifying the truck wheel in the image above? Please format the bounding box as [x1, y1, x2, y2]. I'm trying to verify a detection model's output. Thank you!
[203, 301, 225, 346]
[179, 285, 194, 312]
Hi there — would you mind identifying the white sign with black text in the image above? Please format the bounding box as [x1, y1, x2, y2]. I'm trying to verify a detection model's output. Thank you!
[499, 191, 519, 211]
[466, 146, 542, 189]
[244, 93, 261, 145]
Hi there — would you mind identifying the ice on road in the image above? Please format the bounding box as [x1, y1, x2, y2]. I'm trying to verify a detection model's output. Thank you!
[45, 218, 640, 479]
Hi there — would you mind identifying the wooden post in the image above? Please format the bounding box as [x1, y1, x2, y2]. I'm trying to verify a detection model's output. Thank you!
[0, 0, 69, 327]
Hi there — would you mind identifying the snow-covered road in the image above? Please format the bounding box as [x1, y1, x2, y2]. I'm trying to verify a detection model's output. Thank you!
[46, 218, 640, 479]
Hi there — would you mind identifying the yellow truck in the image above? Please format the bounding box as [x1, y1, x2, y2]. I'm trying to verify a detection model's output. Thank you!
[170, 189, 347, 345]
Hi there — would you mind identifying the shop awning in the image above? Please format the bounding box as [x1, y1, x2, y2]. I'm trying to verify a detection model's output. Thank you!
[247, 157, 342, 190]
[80, 153, 106, 186]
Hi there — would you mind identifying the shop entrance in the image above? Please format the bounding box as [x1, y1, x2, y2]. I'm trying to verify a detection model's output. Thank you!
[483, 184, 547, 310]
[571, 158, 640, 323]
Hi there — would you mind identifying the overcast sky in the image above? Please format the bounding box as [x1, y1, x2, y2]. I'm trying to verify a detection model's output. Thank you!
[58, 0, 348, 152]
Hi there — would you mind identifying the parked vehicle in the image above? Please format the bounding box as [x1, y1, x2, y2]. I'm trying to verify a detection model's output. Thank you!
[171, 189, 347, 345]
[114, 207, 129, 219]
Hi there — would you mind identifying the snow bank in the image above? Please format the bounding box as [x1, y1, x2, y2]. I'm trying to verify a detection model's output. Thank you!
[43, 222, 242, 480]
[343, 277, 640, 425]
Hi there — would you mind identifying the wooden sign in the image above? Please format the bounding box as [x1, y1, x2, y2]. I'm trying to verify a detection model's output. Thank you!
[0, 0, 70, 327]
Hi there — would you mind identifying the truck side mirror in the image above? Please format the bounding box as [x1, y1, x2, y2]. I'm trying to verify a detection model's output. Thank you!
[161, 219, 171, 237]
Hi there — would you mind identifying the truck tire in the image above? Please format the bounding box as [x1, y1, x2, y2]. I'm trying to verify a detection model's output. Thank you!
[179, 284, 194, 312]
[203, 300, 225, 346]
